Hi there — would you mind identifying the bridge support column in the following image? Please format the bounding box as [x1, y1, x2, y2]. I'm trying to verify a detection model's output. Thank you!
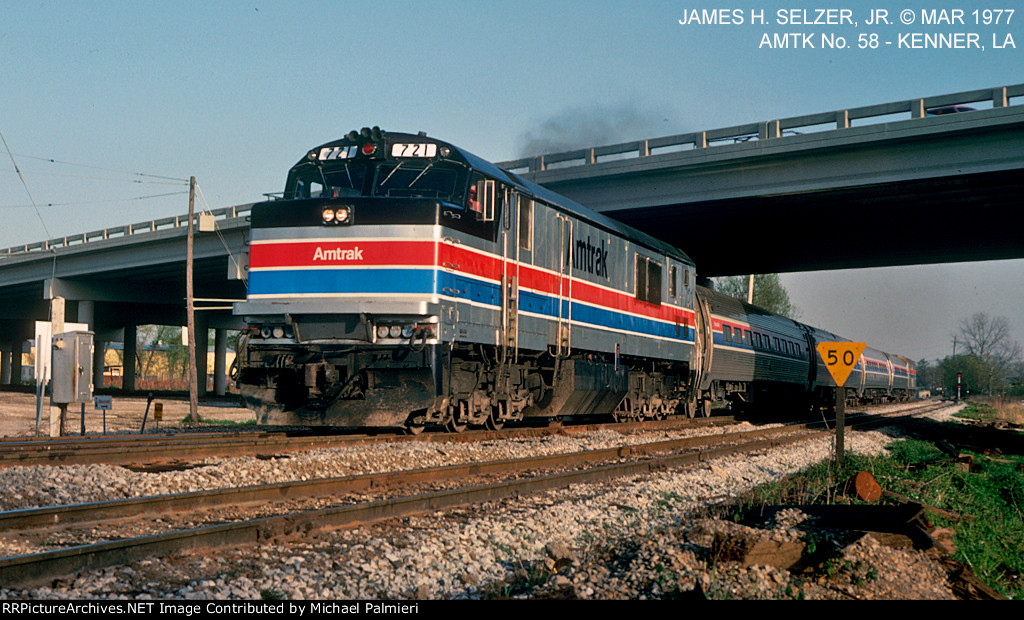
[10, 339, 24, 386]
[195, 314, 210, 396]
[123, 325, 137, 392]
[93, 341, 106, 390]
[213, 328, 227, 396]
[1, 345, 10, 384]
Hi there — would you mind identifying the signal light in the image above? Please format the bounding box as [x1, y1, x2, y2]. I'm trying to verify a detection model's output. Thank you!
[361, 142, 376, 155]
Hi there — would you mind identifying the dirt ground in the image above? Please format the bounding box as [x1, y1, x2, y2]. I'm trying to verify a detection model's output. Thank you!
[0, 389, 255, 437]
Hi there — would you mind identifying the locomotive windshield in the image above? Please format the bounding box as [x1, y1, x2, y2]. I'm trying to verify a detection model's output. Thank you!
[287, 159, 466, 203]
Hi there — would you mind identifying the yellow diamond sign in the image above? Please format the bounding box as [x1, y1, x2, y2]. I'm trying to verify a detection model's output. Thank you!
[816, 342, 866, 387]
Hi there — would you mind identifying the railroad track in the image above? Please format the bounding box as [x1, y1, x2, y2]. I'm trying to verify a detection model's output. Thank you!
[0, 401, 948, 589]
[0, 416, 733, 468]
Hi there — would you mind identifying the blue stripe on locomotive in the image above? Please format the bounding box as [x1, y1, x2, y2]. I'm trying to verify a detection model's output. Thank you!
[249, 268, 692, 343]
[248, 268, 435, 296]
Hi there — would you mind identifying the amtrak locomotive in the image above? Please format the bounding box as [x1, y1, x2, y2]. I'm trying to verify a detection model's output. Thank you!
[233, 128, 914, 432]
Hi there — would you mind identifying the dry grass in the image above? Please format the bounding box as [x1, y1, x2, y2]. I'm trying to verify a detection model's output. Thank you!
[966, 396, 1024, 424]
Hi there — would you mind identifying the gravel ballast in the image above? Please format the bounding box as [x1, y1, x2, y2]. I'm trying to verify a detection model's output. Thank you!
[0, 402, 966, 600]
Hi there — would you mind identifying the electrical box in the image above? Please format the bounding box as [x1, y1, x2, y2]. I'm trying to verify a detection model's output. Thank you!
[52, 331, 94, 404]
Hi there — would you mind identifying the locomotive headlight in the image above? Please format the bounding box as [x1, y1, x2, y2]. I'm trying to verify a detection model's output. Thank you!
[335, 206, 350, 223]
[321, 208, 335, 223]
[388, 325, 402, 338]
[260, 327, 272, 339]
[376, 325, 390, 339]
[401, 325, 414, 339]
[272, 326, 285, 339]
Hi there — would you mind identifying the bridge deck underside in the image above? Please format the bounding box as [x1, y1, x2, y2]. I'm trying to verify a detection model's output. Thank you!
[603, 169, 1023, 276]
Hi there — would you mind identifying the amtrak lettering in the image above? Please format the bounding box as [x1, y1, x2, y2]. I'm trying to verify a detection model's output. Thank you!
[313, 246, 364, 261]
[572, 236, 609, 279]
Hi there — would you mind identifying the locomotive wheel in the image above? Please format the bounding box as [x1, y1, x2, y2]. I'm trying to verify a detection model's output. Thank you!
[485, 402, 506, 431]
[445, 418, 467, 433]
[445, 401, 468, 433]
[684, 400, 697, 418]
[701, 399, 712, 418]
[405, 411, 427, 435]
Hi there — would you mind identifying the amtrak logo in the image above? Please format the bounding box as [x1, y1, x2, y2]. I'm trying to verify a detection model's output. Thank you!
[313, 246, 364, 261]
[572, 236, 609, 279]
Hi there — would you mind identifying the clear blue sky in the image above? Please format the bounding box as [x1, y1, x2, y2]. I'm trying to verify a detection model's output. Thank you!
[2, 1, 1021, 361]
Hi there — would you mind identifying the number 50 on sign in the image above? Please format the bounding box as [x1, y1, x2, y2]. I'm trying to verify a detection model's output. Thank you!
[815, 342, 866, 387]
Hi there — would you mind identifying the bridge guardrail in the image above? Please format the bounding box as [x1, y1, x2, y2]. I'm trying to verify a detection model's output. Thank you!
[1, 204, 253, 259]
[499, 84, 1024, 174]
[5, 84, 1022, 258]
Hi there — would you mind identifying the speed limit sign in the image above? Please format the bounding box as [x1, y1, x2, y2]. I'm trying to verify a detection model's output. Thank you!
[815, 342, 866, 387]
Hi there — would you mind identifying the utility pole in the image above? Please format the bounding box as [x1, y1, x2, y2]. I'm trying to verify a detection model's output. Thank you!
[51, 296, 66, 436]
[186, 176, 197, 424]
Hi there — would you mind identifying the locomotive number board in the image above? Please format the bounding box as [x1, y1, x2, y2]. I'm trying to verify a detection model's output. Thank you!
[391, 143, 437, 158]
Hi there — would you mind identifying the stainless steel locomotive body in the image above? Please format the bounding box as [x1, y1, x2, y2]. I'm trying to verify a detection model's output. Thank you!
[234, 128, 915, 430]
[234, 129, 700, 431]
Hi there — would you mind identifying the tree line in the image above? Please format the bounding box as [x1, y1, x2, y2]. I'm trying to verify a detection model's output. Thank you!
[916, 313, 1023, 397]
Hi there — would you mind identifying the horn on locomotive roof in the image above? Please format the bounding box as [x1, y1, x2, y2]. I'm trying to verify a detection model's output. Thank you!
[346, 126, 383, 142]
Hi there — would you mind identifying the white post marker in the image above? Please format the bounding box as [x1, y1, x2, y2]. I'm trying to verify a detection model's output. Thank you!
[94, 395, 113, 434]
[815, 342, 866, 468]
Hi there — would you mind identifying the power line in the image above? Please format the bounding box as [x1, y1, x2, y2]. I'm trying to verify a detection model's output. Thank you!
[13, 153, 189, 183]
[18, 169, 189, 185]
[0, 191, 189, 209]
[1, 129, 53, 240]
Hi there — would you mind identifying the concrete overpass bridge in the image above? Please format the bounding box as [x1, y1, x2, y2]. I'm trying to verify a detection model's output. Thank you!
[2, 84, 1022, 390]
[0, 206, 251, 392]
[499, 84, 1024, 275]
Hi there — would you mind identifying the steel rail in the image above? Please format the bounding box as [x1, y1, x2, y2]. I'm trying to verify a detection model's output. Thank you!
[0, 431, 809, 588]
[1, 405, 951, 589]
[0, 416, 732, 468]
[0, 421, 785, 532]
[0, 402, 949, 590]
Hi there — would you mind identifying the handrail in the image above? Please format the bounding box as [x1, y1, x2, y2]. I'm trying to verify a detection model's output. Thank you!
[498, 84, 1024, 173]
[1, 204, 253, 258]
[4, 84, 1021, 257]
